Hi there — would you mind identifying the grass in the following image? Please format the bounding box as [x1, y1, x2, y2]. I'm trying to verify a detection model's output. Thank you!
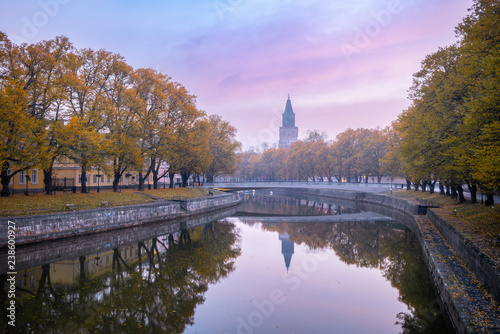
[0, 187, 221, 218]
[390, 189, 500, 238]
[144, 187, 222, 199]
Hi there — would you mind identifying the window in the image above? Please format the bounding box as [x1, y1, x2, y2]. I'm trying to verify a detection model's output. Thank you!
[31, 170, 38, 185]
[101, 175, 105, 183]
[93, 174, 97, 183]
[107, 175, 111, 183]
[19, 170, 25, 185]
[8, 169, 12, 185]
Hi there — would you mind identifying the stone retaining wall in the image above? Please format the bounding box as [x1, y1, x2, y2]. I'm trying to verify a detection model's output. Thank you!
[427, 208, 500, 302]
[0, 206, 239, 273]
[0, 193, 240, 247]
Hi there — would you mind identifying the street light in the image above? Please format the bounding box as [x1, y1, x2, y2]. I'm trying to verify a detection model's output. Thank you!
[25, 174, 31, 196]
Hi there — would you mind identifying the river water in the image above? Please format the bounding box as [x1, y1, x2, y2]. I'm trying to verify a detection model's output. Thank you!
[1, 190, 453, 333]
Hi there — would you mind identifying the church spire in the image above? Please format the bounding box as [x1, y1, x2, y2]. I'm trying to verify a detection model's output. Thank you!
[279, 232, 294, 272]
[282, 95, 295, 127]
[278, 95, 299, 149]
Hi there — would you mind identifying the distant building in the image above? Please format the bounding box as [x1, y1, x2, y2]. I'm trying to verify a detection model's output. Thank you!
[278, 95, 299, 148]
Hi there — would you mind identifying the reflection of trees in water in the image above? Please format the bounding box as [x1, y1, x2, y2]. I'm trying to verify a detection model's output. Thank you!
[261, 222, 450, 334]
[238, 193, 359, 216]
[4, 221, 240, 333]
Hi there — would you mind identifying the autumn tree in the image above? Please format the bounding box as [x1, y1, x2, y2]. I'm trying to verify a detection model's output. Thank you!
[64, 48, 122, 192]
[0, 33, 46, 196]
[455, 0, 500, 204]
[58, 116, 108, 193]
[394, 0, 500, 204]
[103, 60, 143, 192]
[130, 68, 174, 191]
[205, 114, 241, 183]
[20, 36, 73, 194]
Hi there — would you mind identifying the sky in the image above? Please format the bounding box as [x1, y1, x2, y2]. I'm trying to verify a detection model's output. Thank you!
[0, 0, 474, 149]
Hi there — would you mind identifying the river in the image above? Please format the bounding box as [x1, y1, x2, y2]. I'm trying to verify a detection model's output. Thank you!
[0, 189, 453, 333]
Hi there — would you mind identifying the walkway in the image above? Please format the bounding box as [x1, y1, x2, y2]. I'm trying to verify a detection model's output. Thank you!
[212, 181, 399, 193]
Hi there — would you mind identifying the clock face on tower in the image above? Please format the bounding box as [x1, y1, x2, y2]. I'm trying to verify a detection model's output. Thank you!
[279, 96, 298, 148]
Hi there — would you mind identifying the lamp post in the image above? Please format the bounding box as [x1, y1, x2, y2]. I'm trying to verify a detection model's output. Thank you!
[25, 174, 31, 196]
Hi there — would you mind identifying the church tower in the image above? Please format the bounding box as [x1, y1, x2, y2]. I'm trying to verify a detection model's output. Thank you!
[279, 232, 294, 272]
[279, 95, 299, 148]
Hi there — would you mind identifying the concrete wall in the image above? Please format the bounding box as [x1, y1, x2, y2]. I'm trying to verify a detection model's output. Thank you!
[0, 193, 240, 247]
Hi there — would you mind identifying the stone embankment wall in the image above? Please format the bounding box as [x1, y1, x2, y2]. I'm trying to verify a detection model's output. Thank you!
[0, 193, 240, 247]
[0, 206, 239, 273]
[280, 187, 500, 333]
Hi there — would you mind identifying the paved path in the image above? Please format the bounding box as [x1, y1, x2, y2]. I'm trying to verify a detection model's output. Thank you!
[230, 211, 394, 223]
[212, 181, 400, 194]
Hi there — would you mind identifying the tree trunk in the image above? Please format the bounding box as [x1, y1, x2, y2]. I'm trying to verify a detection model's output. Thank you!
[169, 170, 175, 188]
[450, 184, 457, 200]
[429, 180, 436, 194]
[181, 172, 190, 187]
[0, 166, 11, 197]
[81, 164, 88, 193]
[414, 182, 420, 191]
[153, 164, 161, 189]
[406, 179, 411, 190]
[457, 184, 466, 203]
[485, 193, 494, 206]
[113, 168, 121, 192]
[421, 180, 427, 192]
[439, 183, 445, 195]
[43, 168, 54, 195]
[138, 172, 144, 191]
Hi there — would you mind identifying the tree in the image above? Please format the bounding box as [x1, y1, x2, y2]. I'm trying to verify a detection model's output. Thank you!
[130, 68, 174, 191]
[205, 114, 241, 183]
[0, 33, 46, 196]
[20, 36, 73, 194]
[380, 125, 404, 184]
[455, 0, 500, 204]
[103, 60, 143, 192]
[58, 116, 108, 193]
[65, 48, 122, 192]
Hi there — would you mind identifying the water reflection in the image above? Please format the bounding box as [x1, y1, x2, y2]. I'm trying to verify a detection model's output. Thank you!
[0, 191, 453, 333]
[257, 221, 450, 333]
[237, 191, 361, 216]
[0, 221, 240, 333]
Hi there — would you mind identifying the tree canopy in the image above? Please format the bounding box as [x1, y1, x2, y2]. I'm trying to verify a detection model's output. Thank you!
[0, 33, 241, 195]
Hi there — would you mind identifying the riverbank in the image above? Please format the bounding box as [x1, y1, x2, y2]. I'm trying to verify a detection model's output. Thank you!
[0, 191, 240, 248]
[272, 187, 500, 333]
[0, 187, 222, 217]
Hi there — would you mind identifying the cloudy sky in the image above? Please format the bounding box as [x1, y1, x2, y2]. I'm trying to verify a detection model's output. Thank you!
[0, 0, 473, 149]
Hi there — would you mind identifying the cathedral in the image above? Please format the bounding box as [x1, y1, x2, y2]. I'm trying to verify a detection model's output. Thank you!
[278, 95, 299, 148]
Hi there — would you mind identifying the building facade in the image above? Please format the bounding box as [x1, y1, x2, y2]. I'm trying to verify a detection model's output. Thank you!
[278, 95, 299, 148]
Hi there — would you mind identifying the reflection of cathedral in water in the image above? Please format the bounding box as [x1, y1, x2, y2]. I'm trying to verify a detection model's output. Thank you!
[279, 232, 294, 272]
